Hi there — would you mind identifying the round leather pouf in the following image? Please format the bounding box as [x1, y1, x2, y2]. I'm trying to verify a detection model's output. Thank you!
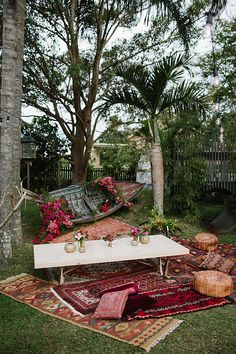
[194, 270, 233, 297]
[195, 233, 218, 251]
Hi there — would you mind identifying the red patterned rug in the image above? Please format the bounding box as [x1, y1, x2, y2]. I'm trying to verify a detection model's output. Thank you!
[52, 262, 176, 315]
[51, 217, 132, 243]
[168, 238, 236, 279]
[124, 282, 230, 320]
[0, 274, 182, 352]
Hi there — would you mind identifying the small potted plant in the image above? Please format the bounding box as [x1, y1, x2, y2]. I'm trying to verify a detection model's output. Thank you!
[139, 225, 150, 244]
[102, 233, 114, 247]
[74, 231, 88, 253]
[130, 227, 140, 246]
[129, 226, 150, 245]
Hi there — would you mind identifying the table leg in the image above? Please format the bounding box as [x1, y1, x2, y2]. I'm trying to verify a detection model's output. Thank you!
[60, 267, 64, 284]
[163, 259, 170, 278]
[159, 258, 163, 275]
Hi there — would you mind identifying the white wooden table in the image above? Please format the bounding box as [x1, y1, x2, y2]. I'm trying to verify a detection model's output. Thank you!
[34, 234, 189, 284]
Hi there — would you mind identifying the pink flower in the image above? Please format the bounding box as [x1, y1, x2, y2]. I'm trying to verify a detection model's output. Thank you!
[131, 227, 138, 236]
[33, 197, 77, 244]
[63, 220, 73, 228]
[99, 203, 110, 212]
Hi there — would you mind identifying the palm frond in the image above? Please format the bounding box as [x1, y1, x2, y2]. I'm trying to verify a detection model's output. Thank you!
[155, 54, 189, 81]
[210, 0, 227, 14]
[104, 86, 148, 112]
[147, 0, 192, 49]
[147, 54, 189, 111]
[160, 81, 209, 116]
[114, 63, 153, 104]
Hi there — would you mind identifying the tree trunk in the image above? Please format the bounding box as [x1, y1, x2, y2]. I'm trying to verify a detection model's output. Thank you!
[0, 0, 25, 269]
[150, 119, 164, 214]
[71, 139, 91, 184]
[150, 142, 164, 214]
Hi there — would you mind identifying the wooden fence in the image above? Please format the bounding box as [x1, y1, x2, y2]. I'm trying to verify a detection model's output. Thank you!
[58, 167, 136, 188]
[174, 135, 236, 194]
[21, 135, 235, 193]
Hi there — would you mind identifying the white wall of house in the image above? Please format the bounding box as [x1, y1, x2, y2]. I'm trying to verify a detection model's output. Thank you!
[136, 153, 152, 185]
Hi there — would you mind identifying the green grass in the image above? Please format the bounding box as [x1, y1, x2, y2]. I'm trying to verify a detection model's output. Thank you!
[21, 201, 42, 242]
[1, 190, 235, 353]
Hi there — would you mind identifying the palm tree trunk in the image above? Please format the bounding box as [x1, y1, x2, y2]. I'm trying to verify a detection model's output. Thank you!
[150, 119, 164, 214]
[0, 0, 25, 269]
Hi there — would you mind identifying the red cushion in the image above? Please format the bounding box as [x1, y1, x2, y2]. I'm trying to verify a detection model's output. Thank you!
[122, 293, 157, 320]
[92, 287, 136, 319]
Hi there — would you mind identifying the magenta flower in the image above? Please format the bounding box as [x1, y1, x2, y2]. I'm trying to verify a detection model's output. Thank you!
[33, 197, 76, 244]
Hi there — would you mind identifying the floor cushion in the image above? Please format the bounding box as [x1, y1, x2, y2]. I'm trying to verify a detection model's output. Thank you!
[92, 285, 137, 319]
[195, 233, 218, 251]
[194, 270, 233, 297]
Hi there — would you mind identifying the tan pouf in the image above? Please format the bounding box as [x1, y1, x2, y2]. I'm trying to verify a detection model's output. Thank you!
[195, 233, 218, 251]
[194, 270, 233, 297]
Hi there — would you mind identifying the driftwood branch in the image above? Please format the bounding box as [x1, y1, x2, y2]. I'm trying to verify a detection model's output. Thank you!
[0, 188, 27, 231]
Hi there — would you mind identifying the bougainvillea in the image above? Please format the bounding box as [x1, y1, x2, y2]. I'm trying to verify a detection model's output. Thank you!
[94, 176, 133, 211]
[32, 198, 76, 244]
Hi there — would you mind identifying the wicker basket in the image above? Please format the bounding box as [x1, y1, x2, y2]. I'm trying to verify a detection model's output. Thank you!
[195, 233, 218, 251]
[194, 270, 233, 297]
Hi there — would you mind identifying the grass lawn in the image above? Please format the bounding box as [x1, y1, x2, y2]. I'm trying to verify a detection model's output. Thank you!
[0, 189, 235, 353]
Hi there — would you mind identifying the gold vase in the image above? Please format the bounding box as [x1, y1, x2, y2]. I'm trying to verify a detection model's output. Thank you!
[64, 242, 76, 253]
[140, 235, 150, 244]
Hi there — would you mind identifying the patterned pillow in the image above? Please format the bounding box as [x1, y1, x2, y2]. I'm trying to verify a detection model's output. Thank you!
[199, 253, 234, 274]
[92, 287, 136, 319]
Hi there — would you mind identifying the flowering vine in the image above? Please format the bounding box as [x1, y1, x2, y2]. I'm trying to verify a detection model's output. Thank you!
[32, 198, 76, 244]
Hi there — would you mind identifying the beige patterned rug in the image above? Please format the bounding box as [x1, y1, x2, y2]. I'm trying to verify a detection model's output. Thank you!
[0, 274, 182, 352]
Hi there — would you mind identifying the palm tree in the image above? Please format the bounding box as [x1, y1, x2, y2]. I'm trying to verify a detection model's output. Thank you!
[104, 54, 208, 214]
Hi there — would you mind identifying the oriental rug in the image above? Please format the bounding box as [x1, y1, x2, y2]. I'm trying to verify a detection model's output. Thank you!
[124, 282, 230, 320]
[0, 274, 182, 352]
[52, 263, 176, 315]
[51, 217, 132, 243]
[167, 238, 236, 279]
[62, 260, 152, 283]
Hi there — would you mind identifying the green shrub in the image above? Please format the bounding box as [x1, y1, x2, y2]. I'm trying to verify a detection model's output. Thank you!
[145, 208, 181, 235]
[168, 156, 207, 216]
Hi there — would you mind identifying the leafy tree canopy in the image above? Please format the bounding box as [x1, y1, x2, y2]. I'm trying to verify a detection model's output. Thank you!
[22, 0, 229, 183]
[22, 116, 70, 158]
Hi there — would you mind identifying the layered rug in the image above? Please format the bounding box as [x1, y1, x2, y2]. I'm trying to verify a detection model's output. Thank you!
[51, 238, 236, 305]
[0, 274, 182, 352]
[52, 272, 230, 319]
[52, 262, 176, 315]
[51, 217, 132, 243]
[124, 282, 230, 320]
[168, 238, 236, 279]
